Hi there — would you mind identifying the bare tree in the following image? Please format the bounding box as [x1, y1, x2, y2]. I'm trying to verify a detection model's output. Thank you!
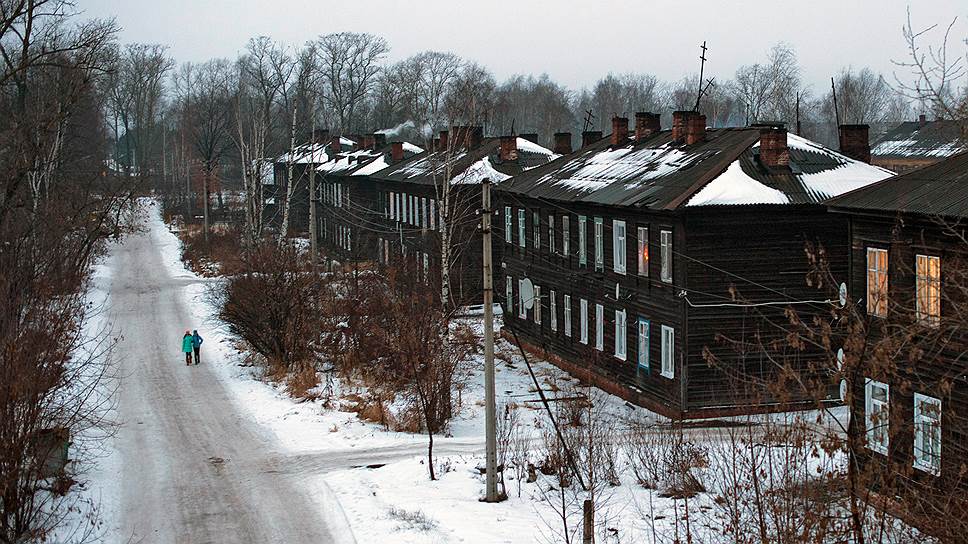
[314, 32, 388, 132]
[894, 9, 968, 125]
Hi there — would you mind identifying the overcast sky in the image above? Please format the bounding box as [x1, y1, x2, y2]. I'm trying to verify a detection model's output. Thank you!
[83, 0, 967, 93]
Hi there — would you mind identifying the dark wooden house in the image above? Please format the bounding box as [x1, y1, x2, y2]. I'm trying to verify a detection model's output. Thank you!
[827, 151, 968, 536]
[871, 116, 967, 174]
[496, 112, 895, 418]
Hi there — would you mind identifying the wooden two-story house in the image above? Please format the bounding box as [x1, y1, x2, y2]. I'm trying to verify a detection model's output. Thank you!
[496, 112, 894, 418]
[827, 151, 968, 537]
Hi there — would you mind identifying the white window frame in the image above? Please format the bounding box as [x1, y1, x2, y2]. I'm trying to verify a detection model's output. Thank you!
[430, 199, 437, 230]
[637, 318, 650, 370]
[913, 392, 941, 475]
[390, 191, 396, 219]
[578, 215, 587, 265]
[518, 209, 526, 248]
[579, 298, 588, 344]
[563, 295, 572, 337]
[660, 229, 673, 283]
[660, 325, 675, 379]
[506, 276, 514, 315]
[916, 254, 940, 325]
[548, 214, 555, 254]
[865, 379, 890, 455]
[550, 290, 558, 331]
[867, 247, 888, 317]
[422, 197, 428, 230]
[594, 217, 604, 271]
[613, 219, 627, 274]
[637, 226, 649, 277]
[518, 279, 527, 319]
[595, 303, 604, 351]
[534, 285, 542, 325]
[415, 197, 422, 227]
[533, 210, 541, 249]
[505, 206, 512, 243]
[614, 308, 627, 360]
[562, 216, 570, 257]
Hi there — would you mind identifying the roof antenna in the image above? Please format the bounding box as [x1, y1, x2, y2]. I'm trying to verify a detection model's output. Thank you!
[694, 41, 711, 112]
[831, 77, 841, 127]
[582, 109, 596, 133]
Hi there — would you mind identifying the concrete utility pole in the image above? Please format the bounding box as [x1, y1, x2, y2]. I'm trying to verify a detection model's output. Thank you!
[482, 177, 499, 502]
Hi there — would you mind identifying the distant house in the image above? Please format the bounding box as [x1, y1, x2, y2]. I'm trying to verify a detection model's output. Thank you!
[496, 112, 894, 418]
[827, 151, 968, 537]
[339, 126, 559, 306]
[871, 116, 967, 174]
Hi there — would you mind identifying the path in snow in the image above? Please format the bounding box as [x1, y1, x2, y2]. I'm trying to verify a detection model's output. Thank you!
[105, 213, 355, 544]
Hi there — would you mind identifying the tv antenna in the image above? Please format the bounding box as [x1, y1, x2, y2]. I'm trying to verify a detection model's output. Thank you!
[694, 41, 715, 112]
[582, 109, 596, 133]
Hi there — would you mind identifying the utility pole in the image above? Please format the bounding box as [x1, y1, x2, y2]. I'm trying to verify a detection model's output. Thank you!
[481, 177, 499, 502]
[309, 107, 318, 275]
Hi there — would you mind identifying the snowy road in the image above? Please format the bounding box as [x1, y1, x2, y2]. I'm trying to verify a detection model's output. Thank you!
[105, 216, 354, 544]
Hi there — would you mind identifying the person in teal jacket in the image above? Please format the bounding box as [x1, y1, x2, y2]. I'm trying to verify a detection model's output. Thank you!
[182, 331, 193, 366]
[191, 330, 203, 365]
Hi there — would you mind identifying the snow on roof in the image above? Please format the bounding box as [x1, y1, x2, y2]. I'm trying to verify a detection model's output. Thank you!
[452, 156, 511, 184]
[316, 149, 382, 174]
[871, 120, 968, 159]
[540, 144, 704, 195]
[277, 142, 329, 164]
[402, 142, 423, 154]
[352, 155, 389, 176]
[253, 159, 275, 184]
[516, 137, 556, 157]
[686, 161, 789, 206]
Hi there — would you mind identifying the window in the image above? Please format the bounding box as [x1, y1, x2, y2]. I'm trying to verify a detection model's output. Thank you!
[595, 303, 604, 351]
[562, 216, 570, 257]
[533, 211, 541, 249]
[550, 290, 558, 331]
[534, 285, 542, 324]
[660, 325, 675, 378]
[563, 295, 572, 337]
[518, 209, 526, 248]
[518, 279, 527, 319]
[866, 248, 888, 317]
[396, 193, 402, 221]
[430, 199, 437, 230]
[613, 220, 627, 274]
[578, 215, 587, 265]
[916, 254, 941, 325]
[637, 318, 650, 369]
[865, 379, 889, 455]
[660, 230, 673, 283]
[637, 227, 649, 276]
[415, 197, 422, 227]
[422, 197, 428, 229]
[402, 194, 408, 224]
[594, 217, 604, 271]
[390, 192, 396, 219]
[579, 298, 588, 344]
[614, 309, 627, 360]
[914, 393, 941, 474]
[505, 206, 512, 243]
[422, 253, 429, 281]
[506, 276, 514, 315]
[548, 215, 555, 253]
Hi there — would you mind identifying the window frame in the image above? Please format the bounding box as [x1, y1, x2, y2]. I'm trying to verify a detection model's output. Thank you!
[506, 275, 514, 315]
[613, 219, 627, 274]
[533, 210, 541, 249]
[594, 217, 604, 271]
[660, 325, 675, 378]
[637, 226, 649, 277]
[550, 289, 558, 332]
[866, 247, 889, 318]
[518, 279, 527, 319]
[518, 209, 526, 248]
[505, 206, 512, 243]
[563, 295, 572, 337]
[578, 215, 587, 265]
[865, 379, 890, 455]
[562, 216, 570, 257]
[614, 308, 627, 360]
[595, 303, 604, 351]
[548, 214, 555, 254]
[534, 285, 542, 325]
[916, 254, 941, 325]
[637, 318, 650, 370]
[660, 229, 673, 283]
[913, 392, 941, 475]
[579, 298, 588, 344]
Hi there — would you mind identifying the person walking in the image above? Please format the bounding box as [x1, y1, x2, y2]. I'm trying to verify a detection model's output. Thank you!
[191, 330, 203, 365]
[182, 331, 193, 366]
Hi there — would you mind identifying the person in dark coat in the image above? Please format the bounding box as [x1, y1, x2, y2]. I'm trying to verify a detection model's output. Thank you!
[182, 331, 193, 365]
[191, 330, 203, 365]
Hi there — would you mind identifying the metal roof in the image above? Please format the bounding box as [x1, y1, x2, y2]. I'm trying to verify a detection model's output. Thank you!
[871, 120, 968, 160]
[827, 150, 968, 219]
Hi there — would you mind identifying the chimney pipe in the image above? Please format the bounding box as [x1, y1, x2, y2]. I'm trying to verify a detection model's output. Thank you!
[684, 112, 706, 145]
[634, 112, 661, 142]
[499, 135, 518, 161]
[918, 114, 927, 128]
[391, 141, 404, 162]
[611, 116, 629, 146]
[330, 136, 341, 155]
[438, 130, 449, 151]
[553, 132, 572, 155]
[581, 130, 603, 148]
[362, 135, 375, 150]
[757, 123, 790, 168]
[838, 124, 871, 163]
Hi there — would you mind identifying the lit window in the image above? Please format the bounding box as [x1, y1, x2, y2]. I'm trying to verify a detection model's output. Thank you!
[614, 308, 627, 360]
[916, 254, 940, 325]
[613, 220, 627, 274]
[518, 209, 526, 248]
[660, 325, 675, 378]
[594, 217, 604, 271]
[595, 303, 604, 351]
[913, 393, 941, 475]
[867, 248, 888, 317]
[550, 290, 558, 332]
[534, 285, 541, 325]
[562, 216, 570, 257]
[660, 230, 673, 283]
[579, 298, 588, 344]
[637, 318, 650, 369]
[637, 227, 649, 277]
[563, 295, 572, 337]
[578, 215, 587, 265]
[505, 206, 512, 243]
[548, 215, 555, 253]
[533, 210, 540, 249]
[865, 379, 889, 455]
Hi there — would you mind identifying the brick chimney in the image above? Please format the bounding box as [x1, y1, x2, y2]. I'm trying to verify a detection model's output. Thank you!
[758, 123, 790, 168]
[684, 112, 706, 145]
[634, 112, 661, 142]
[838, 124, 871, 163]
[362, 135, 375, 150]
[611, 116, 629, 146]
[329, 136, 341, 154]
[918, 113, 927, 128]
[553, 132, 572, 154]
[581, 130, 603, 148]
[391, 141, 404, 162]
[373, 133, 387, 149]
[499, 135, 518, 161]
[438, 130, 449, 151]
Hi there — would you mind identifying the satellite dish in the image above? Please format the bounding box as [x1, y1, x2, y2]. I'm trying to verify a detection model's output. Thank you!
[836, 348, 845, 372]
[521, 278, 535, 310]
[839, 379, 848, 403]
[615, 282, 620, 300]
[838, 283, 848, 308]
